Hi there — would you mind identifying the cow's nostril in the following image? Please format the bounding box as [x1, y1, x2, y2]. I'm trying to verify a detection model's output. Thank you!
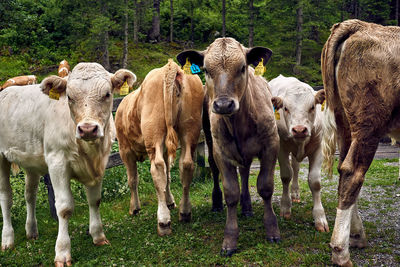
[227, 100, 234, 109]
[92, 125, 98, 134]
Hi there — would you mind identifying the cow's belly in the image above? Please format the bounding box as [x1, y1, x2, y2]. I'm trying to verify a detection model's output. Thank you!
[2, 146, 47, 174]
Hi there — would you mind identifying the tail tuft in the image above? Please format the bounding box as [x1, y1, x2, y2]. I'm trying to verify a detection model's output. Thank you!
[321, 107, 337, 179]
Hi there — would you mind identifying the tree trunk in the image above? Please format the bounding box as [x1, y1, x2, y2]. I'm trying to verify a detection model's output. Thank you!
[122, 0, 128, 68]
[222, 0, 226, 37]
[101, 2, 110, 71]
[190, 3, 194, 43]
[294, 0, 303, 71]
[148, 0, 161, 42]
[170, 0, 174, 42]
[133, 0, 139, 43]
[248, 0, 254, 47]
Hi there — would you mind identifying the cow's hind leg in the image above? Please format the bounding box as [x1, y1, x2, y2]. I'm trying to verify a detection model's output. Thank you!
[331, 138, 378, 266]
[239, 165, 253, 217]
[163, 152, 176, 210]
[120, 150, 141, 215]
[25, 171, 40, 240]
[0, 156, 13, 250]
[149, 144, 171, 236]
[349, 199, 367, 248]
[85, 182, 109, 246]
[178, 142, 195, 222]
[278, 149, 292, 219]
[290, 158, 300, 203]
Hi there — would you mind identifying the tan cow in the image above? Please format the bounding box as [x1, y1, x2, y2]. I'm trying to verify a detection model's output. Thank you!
[115, 59, 204, 236]
[58, 60, 70, 78]
[322, 19, 400, 266]
[1, 75, 37, 90]
[0, 63, 136, 266]
[177, 37, 280, 256]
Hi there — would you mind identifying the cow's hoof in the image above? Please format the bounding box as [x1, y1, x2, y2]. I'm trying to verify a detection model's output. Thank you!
[315, 222, 330, 232]
[220, 248, 237, 257]
[266, 236, 280, 243]
[157, 221, 172, 236]
[350, 234, 367, 248]
[129, 208, 141, 216]
[1, 244, 14, 251]
[179, 212, 191, 222]
[55, 261, 72, 267]
[241, 211, 254, 217]
[27, 232, 39, 240]
[94, 239, 110, 246]
[167, 203, 176, 210]
[280, 211, 291, 220]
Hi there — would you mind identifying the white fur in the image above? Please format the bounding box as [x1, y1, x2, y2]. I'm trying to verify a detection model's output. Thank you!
[330, 205, 354, 266]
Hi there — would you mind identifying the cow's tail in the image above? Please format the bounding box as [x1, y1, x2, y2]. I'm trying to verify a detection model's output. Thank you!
[321, 19, 365, 179]
[163, 59, 180, 169]
[11, 163, 21, 176]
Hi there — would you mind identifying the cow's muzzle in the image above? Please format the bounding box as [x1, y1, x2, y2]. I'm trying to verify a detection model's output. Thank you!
[212, 97, 237, 115]
[76, 122, 102, 141]
[291, 125, 309, 139]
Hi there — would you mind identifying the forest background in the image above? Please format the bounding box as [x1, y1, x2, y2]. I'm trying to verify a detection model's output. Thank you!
[0, 0, 399, 86]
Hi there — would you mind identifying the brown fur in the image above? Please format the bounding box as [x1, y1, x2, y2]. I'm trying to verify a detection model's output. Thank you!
[58, 60, 70, 78]
[1, 75, 37, 90]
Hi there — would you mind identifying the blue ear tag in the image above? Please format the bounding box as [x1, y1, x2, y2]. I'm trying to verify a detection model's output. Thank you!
[190, 63, 201, 74]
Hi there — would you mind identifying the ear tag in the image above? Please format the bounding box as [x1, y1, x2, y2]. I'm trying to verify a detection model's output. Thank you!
[274, 107, 280, 120]
[49, 88, 60, 100]
[254, 58, 266, 76]
[183, 58, 192, 75]
[321, 100, 326, 111]
[120, 81, 129, 96]
[190, 63, 201, 74]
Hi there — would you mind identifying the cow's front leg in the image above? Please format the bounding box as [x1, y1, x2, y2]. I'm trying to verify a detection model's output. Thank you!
[0, 157, 13, 251]
[308, 149, 329, 232]
[178, 143, 195, 222]
[349, 200, 367, 248]
[25, 172, 40, 240]
[85, 182, 109, 246]
[217, 157, 239, 256]
[239, 165, 253, 217]
[259, 141, 280, 242]
[290, 158, 300, 203]
[48, 159, 74, 266]
[150, 145, 171, 236]
[278, 149, 292, 219]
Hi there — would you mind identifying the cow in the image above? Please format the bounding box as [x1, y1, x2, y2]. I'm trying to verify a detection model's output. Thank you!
[1, 75, 37, 90]
[321, 19, 400, 266]
[58, 60, 71, 78]
[269, 75, 328, 232]
[177, 37, 280, 256]
[115, 59, 204, 236]
[0, 62, 136, 266]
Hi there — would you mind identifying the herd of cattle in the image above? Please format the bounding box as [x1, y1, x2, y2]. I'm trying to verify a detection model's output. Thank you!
[0, 19, 398, 266]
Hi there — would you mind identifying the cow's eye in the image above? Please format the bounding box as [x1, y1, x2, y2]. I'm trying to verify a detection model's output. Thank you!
[284, 107, 288, 112]
[310, 105, 315, 111]
[241, 65, 246, 73]
[67, 95, 73, 102]
[203, 68, 208, 75]
[105, 92, 111, 98]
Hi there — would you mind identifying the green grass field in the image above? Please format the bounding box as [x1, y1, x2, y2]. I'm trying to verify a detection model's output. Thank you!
[1, 157, 400, 266]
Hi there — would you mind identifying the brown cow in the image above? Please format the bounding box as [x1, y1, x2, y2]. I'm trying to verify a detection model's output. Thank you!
[322, 19, 400, 266]
[177, 37, 280, 256]
[115, 59, 204, 236]
[1, 75, 37, 90]
[58, 60, 70, 78]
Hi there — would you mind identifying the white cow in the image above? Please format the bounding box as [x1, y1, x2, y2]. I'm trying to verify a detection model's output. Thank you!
[0, 63, 136, 266]
[269, 74, 329, 232]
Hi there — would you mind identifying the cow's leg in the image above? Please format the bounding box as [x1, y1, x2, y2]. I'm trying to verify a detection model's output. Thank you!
[331, 138, 378, 267]
[178, 142, 195, 222]
[120, 150, 141, 215]
[25, 172, 40, 240]
[278, 148, 292, 219]
[349, 199, 367, 248]
[239, 165, 252, 217]
[163, 152, 176, 210]
[308, 148, 329, 232]
[259, 140, 280, 242]
[85, 182, 109, 246]
[48, 157, 74, 266]
[290, 158, 300, 203]
[0, 156, 13, 251]
[149, 144, 171, 236]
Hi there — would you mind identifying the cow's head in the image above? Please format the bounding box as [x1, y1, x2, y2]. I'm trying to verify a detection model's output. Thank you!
[177, 37, 272, 115]
[271, 79, 325, 141]
[41, 63, 136, 141]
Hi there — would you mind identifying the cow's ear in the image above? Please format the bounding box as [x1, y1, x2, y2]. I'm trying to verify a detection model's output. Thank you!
[41, 75, 67, 96]
[314, 89, 325, 105]
[271, 96, 283, 110]
[111, 69, 137, 93]
[246, 47, 273, 67]
[177, 50, 204, 67]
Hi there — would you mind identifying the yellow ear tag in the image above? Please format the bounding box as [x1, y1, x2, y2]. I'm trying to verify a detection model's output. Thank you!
[49, 88, 60, 100]
[254, 58, 266, 76]
[183, 58, 192, 75]
[321, 100, 326, 111]
[120, 81, 129, 96]
[274, 107, 280, 120]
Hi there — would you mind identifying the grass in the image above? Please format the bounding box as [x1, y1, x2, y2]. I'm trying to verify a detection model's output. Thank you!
[0, 157, 400, 266]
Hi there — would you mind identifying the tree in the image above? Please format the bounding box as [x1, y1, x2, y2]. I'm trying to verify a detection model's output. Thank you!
[294, 0, 303, 71]
[249, 0, 254, 47]
[148, 0, 161, 42]
[122, 0, 129, 68]
[170, 0, 174, 42]
[222, 0, 226, 37]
